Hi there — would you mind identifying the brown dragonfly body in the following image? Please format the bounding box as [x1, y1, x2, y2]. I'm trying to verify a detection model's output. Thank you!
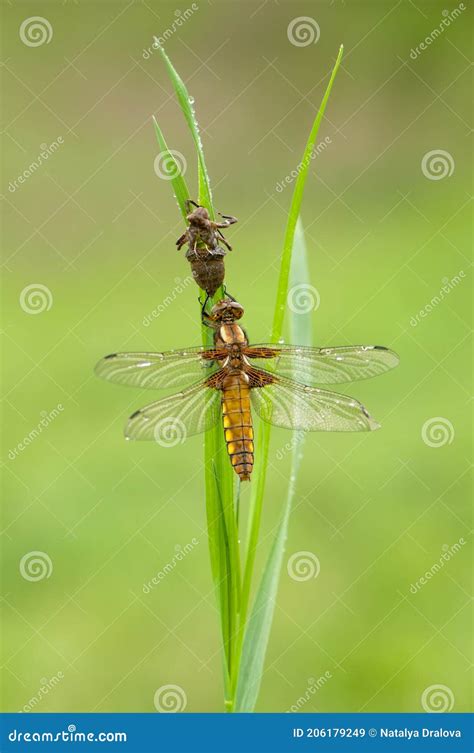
[95, 300, 399, 481]
[208, 302, 256, 479]
[176, 201, 237, 297]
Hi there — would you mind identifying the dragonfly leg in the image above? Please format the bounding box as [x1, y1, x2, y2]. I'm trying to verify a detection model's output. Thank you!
[200, 293, 212, 322]
[215, 228, 232, 251]
[176, 232, 187, 249]
[216, 212, 238, 227]
[185, 199, 200, 212]
[201, 311, 215, 329]
[223, 285, 236, 302]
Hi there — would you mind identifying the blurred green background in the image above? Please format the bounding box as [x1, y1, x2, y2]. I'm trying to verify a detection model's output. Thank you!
[1, 0, 472, 714]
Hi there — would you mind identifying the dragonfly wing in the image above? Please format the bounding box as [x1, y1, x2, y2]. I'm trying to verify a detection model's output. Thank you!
[249, 371, 380, 432]
[95, 347, 222, 390]
[126, 380, 221, 441]
[245, 344, 399, 385]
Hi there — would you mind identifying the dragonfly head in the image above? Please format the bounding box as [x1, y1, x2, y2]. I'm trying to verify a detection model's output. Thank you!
[210, 299, 244, 324]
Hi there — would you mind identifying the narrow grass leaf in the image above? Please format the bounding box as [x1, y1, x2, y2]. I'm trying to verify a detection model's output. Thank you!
[241, 46, 344, 616]
[156, 43, 214, 217]
[152, 117, 190, 220]
[270, 45, 344, 343]
[157, 46, 239, 704]
[234, 218, 312, 712]
[235, 47, 344, 711]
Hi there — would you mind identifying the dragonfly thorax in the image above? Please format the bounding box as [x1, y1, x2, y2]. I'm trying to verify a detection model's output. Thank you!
[215, 323, 248, 348]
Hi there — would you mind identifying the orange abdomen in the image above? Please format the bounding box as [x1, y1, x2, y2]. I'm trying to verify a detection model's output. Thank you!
[221, 373, 254, 481]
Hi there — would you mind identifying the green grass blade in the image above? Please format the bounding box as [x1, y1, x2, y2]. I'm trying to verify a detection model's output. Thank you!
[156, 46, 239, 706]
[289, 218, 313, 347]
[242, 46, 344, 616]
[233, 500, 291, 712]
[270, 45, 343, 343]
[156, 41, 214, 217]
[234, 47, 344, 710]
[152, 116, 190, 221]
[241, 43, 343, 617]
[234, 218, 312, 712]
[207, 459, 234, 701]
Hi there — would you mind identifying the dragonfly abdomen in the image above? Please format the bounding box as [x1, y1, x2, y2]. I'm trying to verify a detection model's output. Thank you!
[221, 373, 254, 481]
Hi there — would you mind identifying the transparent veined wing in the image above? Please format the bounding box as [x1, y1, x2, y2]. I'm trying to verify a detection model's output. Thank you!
[244, 344, 399, 385]
[248, 369, 380, 432]
[95, 347, 223, 390]
[126, 380, 221, 441]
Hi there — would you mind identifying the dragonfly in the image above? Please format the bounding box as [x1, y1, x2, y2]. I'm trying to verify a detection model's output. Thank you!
[95, 299, 399, 481]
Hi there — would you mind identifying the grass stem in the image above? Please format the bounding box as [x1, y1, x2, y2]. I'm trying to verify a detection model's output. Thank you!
[231, 46, 344, 709]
